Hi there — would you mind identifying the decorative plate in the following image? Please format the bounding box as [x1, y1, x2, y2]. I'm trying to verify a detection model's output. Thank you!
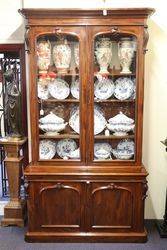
[67, 148, 80, 159]
[71, 78, 80, 99]
[69, 106, 80, 134]
[39, 140, 56, 160]
[94, 105, 107, 135]
[94, 77, 115, 100]
[117, 139, 135, 153]
[48, 78, 70, 99]
[56, 139, 77, 158]
[131, 78, 136, 100]
[114, 77, 134, 100]
[112, 149, 134, 160]
[38, 83, 50, 100]
[94, 142, 112, 155]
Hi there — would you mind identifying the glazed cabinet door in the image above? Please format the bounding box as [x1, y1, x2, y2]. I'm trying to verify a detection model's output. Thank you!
[86, 181, 145, 233]
[28, 26, 87, 165]
[27, 181, 85, 232]
[86, 26, 144, 166]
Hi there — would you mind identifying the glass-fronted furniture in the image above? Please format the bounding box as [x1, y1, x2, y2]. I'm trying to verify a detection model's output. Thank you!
[20, 8, 154, 242]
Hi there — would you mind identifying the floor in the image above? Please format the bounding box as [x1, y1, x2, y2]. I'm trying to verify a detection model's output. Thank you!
[0, 221, 167, 250]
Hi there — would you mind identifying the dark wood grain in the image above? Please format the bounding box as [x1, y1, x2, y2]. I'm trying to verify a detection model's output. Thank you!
[20, 8, 154, 242]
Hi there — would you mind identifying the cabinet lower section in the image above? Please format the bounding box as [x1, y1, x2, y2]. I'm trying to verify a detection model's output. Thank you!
[25, 166, 148, 242]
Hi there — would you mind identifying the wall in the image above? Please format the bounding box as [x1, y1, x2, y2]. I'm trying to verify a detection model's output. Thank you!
[0, 0, 167, 219]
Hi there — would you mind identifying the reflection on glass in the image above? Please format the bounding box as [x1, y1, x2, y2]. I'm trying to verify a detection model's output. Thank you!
[37, 34, 80, 160]
[93, 33, 137, 161]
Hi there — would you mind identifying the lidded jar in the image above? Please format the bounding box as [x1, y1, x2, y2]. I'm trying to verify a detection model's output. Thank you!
[53, 39, 71, 73]
[95, 37, 112, 74]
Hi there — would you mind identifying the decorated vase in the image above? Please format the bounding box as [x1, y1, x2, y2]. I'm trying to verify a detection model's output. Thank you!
[37, 40, 51, 74]
[118, 38, 135, 74]
[95, 37, 112, 74]
[74, 43, 79, 69]
[53, 39, 71, 73]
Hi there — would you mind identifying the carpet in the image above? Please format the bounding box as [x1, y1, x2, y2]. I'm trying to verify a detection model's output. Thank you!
[0, 221, 167, 250]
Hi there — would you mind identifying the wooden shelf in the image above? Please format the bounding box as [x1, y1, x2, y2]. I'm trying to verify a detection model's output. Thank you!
[94, 99, 135, 103]
[39, 134, 80, 139]
[94, 71, 136, 77]
[39, 98, 79, 103]
[39, 158, 80, 162]
[94, 135, 135, 140]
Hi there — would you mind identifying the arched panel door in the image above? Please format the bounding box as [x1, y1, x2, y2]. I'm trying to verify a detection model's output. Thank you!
[86, 26, 143, 166]
[28, 26, 87, 165]
[88, 182, 134, 231]
[38, 182, 84, 231]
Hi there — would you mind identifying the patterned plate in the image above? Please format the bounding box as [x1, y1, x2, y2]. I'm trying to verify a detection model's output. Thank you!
[117, 139, 135, 153]
[39, 140, 56, 159]
[56, 139, 77, 158]
[114, 77, 134, 100]
[94, 77, 115, 100]
[94, 105, 107, 135]
[48, 78, 70, 99]
[71, 78, 80, 99]
[69, 106, 80, 134]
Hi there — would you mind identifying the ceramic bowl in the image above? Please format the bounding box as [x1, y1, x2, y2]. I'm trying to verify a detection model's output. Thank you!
[106, 123, 135, 136]
[39, 122, 68, 135]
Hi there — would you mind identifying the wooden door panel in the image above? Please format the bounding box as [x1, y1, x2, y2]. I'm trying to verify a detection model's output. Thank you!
[32, 182, 84, 231]
[88, 182, 134, 230]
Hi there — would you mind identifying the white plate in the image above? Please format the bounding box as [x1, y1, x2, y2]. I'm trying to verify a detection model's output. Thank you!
[94, 105, 107, 135]
[69, 107, 80, 134]
[94, 77, 115, 100]
[56, 139, 77, 158]
[67, 148, 80, 159]
[38, 84, 50, 100]
[71, 78, 80, 99]
[114, 77, 134, 100]
[94, 143, 112, 155]
[117, 139, 135, 153]
[69, 105, 106, 135]
[48, 78, 70, 99]
[112, 149, 134, 160]
[39, 140, 56, 159]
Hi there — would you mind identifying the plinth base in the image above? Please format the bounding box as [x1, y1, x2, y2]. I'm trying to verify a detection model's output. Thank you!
[156, 220, 167, 238]
[0, 200, 26, 227]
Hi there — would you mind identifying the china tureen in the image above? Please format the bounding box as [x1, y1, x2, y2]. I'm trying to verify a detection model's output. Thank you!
[106, 112, 135, 136]
[39, 112, 67, 135]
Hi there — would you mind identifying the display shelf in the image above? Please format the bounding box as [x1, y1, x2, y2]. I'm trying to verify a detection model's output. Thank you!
[39, 158, 80, 162]
[94, 71, 136, 77]
[94, 99, 135, 103]
[94, 135, 135, 139]
[39, 98, 79, 103]
[39, 134, 80, 139]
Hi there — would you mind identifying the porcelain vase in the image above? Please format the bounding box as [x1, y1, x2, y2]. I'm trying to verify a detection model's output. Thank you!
[95, 38, 112, 74]
[37, 40, 51, 74]
[118, 38, 135, 74]
[53, 39, 71, 73]
[74, 43, 79, 69]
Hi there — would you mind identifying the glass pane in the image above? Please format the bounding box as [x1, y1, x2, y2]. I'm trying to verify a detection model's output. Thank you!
[36, 34, 80, 161]
[93, 33, 137, 161]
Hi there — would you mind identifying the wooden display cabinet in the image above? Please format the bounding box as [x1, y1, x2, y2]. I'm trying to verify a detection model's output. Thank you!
[19, 8, 154, 242]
